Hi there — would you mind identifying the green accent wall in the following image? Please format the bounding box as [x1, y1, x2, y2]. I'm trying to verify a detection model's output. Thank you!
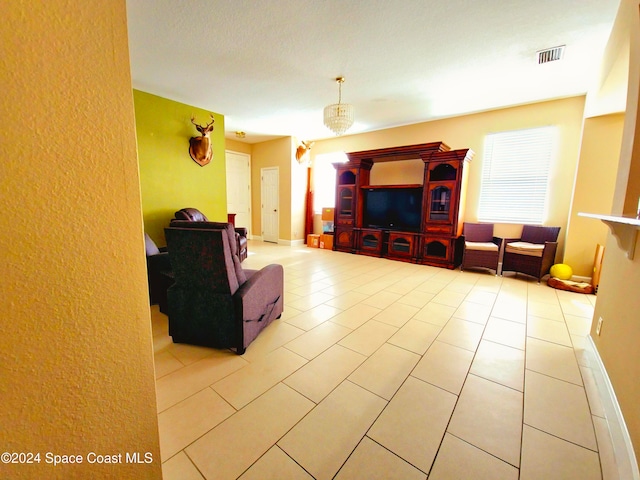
[134, 90, 226, 245]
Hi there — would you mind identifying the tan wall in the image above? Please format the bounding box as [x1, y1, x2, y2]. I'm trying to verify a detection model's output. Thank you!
[591, 0, 640, 463]
[226, 138, 252, 155]
[565, 114, 625, 276]
[1, 1, 161, 478]
[251, 138, 293, 241]
[311, 97, 586, 258]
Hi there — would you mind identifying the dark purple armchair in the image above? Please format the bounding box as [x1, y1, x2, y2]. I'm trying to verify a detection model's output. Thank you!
[172, 208, 248, 262]
[502, 225, 561, 282]
[164, 222, 283, 354]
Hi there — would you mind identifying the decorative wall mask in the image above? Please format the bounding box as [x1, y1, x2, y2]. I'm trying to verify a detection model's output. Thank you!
[296, 140, 315, 163]
[189, 114, 215, 166]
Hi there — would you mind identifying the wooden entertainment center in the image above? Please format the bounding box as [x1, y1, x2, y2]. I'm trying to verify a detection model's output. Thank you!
[332, 142, 474, 269]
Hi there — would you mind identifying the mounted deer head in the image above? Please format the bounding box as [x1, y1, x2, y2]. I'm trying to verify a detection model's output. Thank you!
[296, 140, 315, 163]
[189, 114, 215, 167]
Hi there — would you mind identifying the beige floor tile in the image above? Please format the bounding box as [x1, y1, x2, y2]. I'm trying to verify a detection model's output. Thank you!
[373, 302, 419, 327]
[520, 425, 601, 480]
[212, 348, 307, 409]
[162, 452, 204, 480]
[287, 291, 335, 311]
[155, 352, 248, 412]
[154, 332, 174, 352]
[237, 446, 314, 480]
[166, 342, 216, 366]
[453, 301, 492, 324]
[397, 290, 435, 308]
[482, 317, 526, 350]
[559, 297, 595, 317]
[415, 279, 449, 294]
[278, 381, 387, 480]
[429, 433, 519, 480]
[524, 370, 597, 450]
[361, 290, 403, 309]
[444, 281, 474, 295]
[348, 343, 420, 400]
[581, 365, 606, 417]
[527, 299, 564, 321]
[154, 350, 184, 379]
[411, 340, 474, 395]
[571, 333, 592, 367]
[447, 374, 523, 467]
[470, 340, 525, 391]
[387, 319, 441, 354]
[527, 315, 572, 346]
[324, 290, 369, 309]
[593, 416, 618, 480]
[565, 313, 594, 336]
[158, 387, 235, 460]
[284, 344, 367, 403]
[431, 289, 467, 308]
[368, 376, 457, 473]
[284, 304, 341, 331]
[464, 289, 498, 306]
[285, 321, 353, 360]
[526, 337, 583, 385]
[288, 280, 333, 296]
[186, 383, 314, 480]
[278, 304, 303, 322]
[237, 320, 305, 362]
[329, 303, 381, 329]
[413, 302, 455, 326]
[491, 300, 527, 323]
[334, 436, 426, 480]
[436, 317, 484, 351]
[338, 319, 398, 356]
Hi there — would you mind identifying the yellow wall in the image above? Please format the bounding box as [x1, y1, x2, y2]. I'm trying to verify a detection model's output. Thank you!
[591, 0, 640, 463]
[311, 97, 586, 258]
[1, 2, 161, 478]
[134, 90, 227, 246]
[565, 114, 625, 276]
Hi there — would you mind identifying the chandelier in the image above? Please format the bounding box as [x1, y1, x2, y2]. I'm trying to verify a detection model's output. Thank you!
[323, 77, 354, 136]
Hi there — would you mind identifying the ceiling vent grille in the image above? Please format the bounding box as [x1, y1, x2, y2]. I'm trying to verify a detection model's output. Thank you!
[537, 45, 565, 64]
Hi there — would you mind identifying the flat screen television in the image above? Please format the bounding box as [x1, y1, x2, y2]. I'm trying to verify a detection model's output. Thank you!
[363, 187, 422, 231]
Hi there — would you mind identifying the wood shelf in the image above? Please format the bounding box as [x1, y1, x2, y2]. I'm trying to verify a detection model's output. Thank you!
[578, 212, 640, 259]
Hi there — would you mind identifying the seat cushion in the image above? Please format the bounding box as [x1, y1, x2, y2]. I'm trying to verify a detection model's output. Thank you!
[465, 241, 498, 252]
[505, 241, 544, 257]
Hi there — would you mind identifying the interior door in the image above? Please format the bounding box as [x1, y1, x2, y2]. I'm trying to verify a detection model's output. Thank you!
[261, 167, 279, 243]
[225, 150, 251, 236]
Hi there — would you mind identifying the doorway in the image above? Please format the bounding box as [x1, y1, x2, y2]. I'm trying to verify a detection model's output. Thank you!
[261, 167, 279, 243]
[225, 150, 251, 236]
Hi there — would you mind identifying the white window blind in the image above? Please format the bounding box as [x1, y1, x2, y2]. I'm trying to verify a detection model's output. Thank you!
[478, 126, 556, 224]
[313, 152, 348, 213]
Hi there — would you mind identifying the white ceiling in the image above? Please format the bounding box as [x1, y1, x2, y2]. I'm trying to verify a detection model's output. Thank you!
[126, 0, 620, 144]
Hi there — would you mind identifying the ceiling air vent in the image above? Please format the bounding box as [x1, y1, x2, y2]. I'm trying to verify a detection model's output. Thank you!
[537, 45, 565, 64]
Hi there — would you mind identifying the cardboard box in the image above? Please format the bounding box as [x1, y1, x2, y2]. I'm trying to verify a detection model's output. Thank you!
[321, 208, 335, 221]
[307, 234, 320, 248]
[320, 234, 334, 250]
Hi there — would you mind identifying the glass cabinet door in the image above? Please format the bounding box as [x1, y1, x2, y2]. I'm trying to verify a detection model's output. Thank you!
[339, 186, 354, 216]
[429, 185, 451, 221]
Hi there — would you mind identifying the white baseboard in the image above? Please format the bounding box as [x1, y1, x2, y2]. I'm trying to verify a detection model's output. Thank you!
[586, 335, 640, 479]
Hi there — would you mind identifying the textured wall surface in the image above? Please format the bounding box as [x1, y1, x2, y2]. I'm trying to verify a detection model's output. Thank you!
[1, 1, 161, 478]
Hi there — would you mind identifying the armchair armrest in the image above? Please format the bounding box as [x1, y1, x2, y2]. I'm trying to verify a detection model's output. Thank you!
[235, 227, 248, 237]
[146, 251, 171, 273]
[233, 264, 284, 322]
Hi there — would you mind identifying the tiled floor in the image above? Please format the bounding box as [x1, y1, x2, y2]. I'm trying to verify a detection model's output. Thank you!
[153, 241, 617, 480]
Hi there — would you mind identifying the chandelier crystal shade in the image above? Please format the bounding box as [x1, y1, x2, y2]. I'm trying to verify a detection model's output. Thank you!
[323, 77, 354, 136]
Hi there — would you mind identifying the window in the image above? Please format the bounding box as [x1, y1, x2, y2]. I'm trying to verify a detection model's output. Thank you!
[478, 126, 556, 224]
[313, 152, 348, 213]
